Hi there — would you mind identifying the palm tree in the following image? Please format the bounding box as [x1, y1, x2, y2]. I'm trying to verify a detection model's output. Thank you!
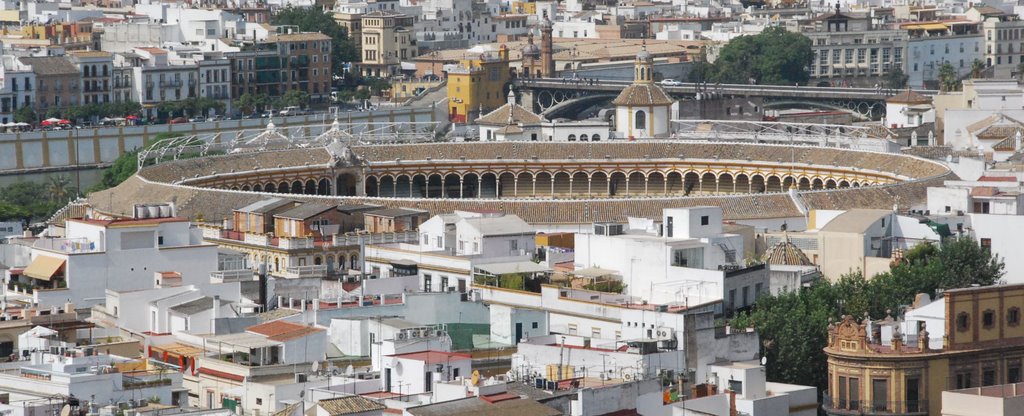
[45, 175, 72, 203]
[971, 59, 986, 79]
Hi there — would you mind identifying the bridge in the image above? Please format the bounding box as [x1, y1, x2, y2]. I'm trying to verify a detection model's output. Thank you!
[513, 78, 938, 120]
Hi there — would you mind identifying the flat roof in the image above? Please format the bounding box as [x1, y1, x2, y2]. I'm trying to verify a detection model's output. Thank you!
[207, 332, 280, 349]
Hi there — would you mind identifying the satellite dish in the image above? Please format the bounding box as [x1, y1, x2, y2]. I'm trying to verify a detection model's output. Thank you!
[761, 356, 767, 366]
[471, 370, 481, 386]
[345, 364, 354, 375]
[60, 405, 71, 416]
[311, 361, 320, 373]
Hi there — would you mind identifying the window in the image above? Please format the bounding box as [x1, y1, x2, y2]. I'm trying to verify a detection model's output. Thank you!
[634, 110, 646, 130]
[871, 379, 888, 412]
[1009, 365, 1021, 383]
[256, 398, 262, 406]
[742, 286, 749, 306]
[728, 380, 743, 394]
[671, 247, 703, 268]
[983, 309, 995, 328]
[436, 236, 443, 248]
[422, 234, 428, 245]
[981, 238, 992, 252]
[592, 328, 601, 338]
[532, 322, 538, 329]
[423, 274, 432, 292]
[754, 283, 763, 298]
[509, 239, 518, 251]
[729, 289, 736, 307]
[568, 324, 577, 335]
[700, 215, 709, 226]
[1009, 307, 1021, 326]
[956, 371, 973, 389]
[957, 312, 970, 332]
[984, 368, 997, 386]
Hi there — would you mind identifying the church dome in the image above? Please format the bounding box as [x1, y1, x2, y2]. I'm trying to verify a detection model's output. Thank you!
[523, 42, 540, 58]
[636, 49, 652, 62]
[763, 238, 814, 266]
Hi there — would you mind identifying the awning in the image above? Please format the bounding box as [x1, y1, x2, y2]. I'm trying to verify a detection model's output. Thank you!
[570, 267, 622, 279]
[475, 261, 551, 275]
[23, 255, 64, 281]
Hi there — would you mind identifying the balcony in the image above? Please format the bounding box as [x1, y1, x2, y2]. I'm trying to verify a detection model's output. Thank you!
[159, 80, 183, 88]
[283, 265, 328, 279]
[822, 392, 928, 416]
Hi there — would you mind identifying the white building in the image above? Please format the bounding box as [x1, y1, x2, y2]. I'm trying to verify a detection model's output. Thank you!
[197, 57, 232, 116]
[675, 361, 817, 416]
[904, 22, 982, 89]
[454, 213, 535, 257]
[381, 350, 472, 395]
[574, 207, 744, 304]
[15, 208, 217, 308]
[0, 350, 185, 408]
[884, 90, 935, 132]
[0, 56, 35, 124]
[613, 45, 673, 138]
[927, 178, 1024, 281]
[476, 91, 611, 142]
[133, 47, 198, 119]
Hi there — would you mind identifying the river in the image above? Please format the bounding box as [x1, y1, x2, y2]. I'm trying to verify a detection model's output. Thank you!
[0, 167, 106, 191]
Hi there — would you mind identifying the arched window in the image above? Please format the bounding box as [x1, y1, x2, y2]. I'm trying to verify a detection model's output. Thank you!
[635, 110, 647, 129]
[580, 134, 588, 141]
[592, 134, 601, 141]
[568, 134, 576, 141]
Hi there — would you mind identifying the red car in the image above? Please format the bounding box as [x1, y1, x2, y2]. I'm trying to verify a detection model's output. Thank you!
[169, 117, 188, 124]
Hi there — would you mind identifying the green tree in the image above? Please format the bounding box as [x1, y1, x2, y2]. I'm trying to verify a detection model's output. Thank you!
[709, 26, 813, 85]
[278, 89, 310, 108]
[0, 182, 62, 222]
[0, 201, 29, 222]
[45, 175, 74, 203]
[732, 236, 1004, 391]
[234, 93, 272, 114]
[273, 7, 358, 77]
[938, 62, 959, 92]
[13, 106, 37, 124]
[972, 59, 986, 78]
[886, 67, 908, 89]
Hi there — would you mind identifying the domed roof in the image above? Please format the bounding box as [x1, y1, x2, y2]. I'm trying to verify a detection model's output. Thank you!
[763, 238, 814, 266]
[612, 84, 673, 107]
[522, 43, 540, 58]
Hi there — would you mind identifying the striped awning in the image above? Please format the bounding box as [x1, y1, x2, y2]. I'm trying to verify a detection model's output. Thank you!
[22, 256, 64, 281]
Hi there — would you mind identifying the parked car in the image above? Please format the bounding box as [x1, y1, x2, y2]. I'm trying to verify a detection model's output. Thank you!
[169, 117, 188, 124]
[660, 79, 682, 86]
[279, 106, 303, 117]
[188, 116, 206, 123]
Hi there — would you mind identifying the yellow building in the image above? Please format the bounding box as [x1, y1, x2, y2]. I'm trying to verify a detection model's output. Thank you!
[510, 1, 537, 14]
[447, 45, 512, 123]
[825, 283, 1024, 416]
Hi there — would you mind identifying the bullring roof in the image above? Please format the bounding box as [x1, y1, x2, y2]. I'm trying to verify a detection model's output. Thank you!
[87, 142, 953, 225]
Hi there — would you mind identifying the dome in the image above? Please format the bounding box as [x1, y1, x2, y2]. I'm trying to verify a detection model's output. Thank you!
[522, 43, 540, 58]
[763, 238, 814, 266]
[636, 49, 652, 62]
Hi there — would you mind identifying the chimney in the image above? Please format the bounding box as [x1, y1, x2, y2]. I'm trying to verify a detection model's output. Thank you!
[211, 296, 220, 334]
[728, 389, 737, 416]
[63, 302, 74, 314]
[258, 264, 268, 313]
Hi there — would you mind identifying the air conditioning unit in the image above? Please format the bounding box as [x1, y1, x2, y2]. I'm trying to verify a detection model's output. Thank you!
[396, 332, 407, 340]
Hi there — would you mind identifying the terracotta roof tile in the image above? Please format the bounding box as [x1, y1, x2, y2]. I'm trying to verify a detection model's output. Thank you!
[611, 83, 674, 106]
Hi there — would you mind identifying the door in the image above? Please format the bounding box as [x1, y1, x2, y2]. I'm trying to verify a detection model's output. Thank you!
[385, 368, 392, 392]
[515, 322, 523, 344]
[458, 279, 466, 293]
